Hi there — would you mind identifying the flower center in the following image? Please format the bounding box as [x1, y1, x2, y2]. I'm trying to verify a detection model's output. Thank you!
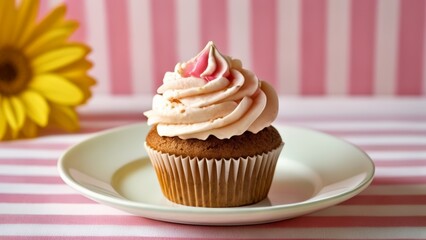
[0, 47, 32, 95]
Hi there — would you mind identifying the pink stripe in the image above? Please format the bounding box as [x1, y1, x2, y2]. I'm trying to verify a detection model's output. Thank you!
[40, 126, 113, 135]
[373, 160, 426, 167]
[2, 193, 424, 205]
[269, 216, 426, 227]
[64, 0, 86, 42]
[0, 194, 93, 203]
[372, 176, 426, 185]
[0, 215, 159, 226]
[0, 159, 56, 166]
[281, 115, 426, 121]
[80, 113, 142, 121]
[151, 0, 177, 91]
[358, 145, 426, 151]
[342, 195, 426, 205]
[0, 175, 63, 184]
[78, 126, 128, 133]
[2, 215, 425, 228]
[251, 0, 278, 88]
[79, 126, 134, 133]
[397, 0, 425, 95]
[349, 0, 377, 95]
[200, 0, 228, 53]
[323, 130, 426, 136]
[105, 0, 132, 95]
[0, 238, 420, 240]
[40, 122, 138, 136]
[0, 237, 189, 240]
[300, 0, 326, 95]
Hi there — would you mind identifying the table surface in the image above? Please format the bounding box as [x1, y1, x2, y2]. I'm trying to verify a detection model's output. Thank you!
[1, 97, 426, 239]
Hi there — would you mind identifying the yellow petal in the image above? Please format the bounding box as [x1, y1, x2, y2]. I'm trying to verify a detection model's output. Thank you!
[20, 90, 50, 127]
[0, 0, 17, 46]
[29, 4, 67, 40]
[56, 59, 93, 74]
[0, 0, 14, 23]
[21, 119, 38, 138]
[32, 45, 90, 74]
[29, 74, 84, 105]
[10, 128, 19, 140]
[62, 72, 97, 87]
[21, 4, 67, 50]
[49, 104, 79, 132]
[2, 96, 26, 131]
[0, 97, 7, 140]
[12, 0, 39, 46]
[25, 23, 78, 57]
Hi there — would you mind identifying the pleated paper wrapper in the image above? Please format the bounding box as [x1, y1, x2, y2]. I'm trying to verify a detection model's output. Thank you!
[145, 143, 284, 207]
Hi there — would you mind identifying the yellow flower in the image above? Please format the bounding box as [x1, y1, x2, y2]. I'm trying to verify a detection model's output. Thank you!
[0, 0, 95, 140]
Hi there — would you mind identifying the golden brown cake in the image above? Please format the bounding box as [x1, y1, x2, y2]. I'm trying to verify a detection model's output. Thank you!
[146, 125, 282, 159]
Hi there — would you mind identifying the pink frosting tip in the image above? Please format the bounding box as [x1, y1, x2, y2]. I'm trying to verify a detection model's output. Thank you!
[181, 42, 230, 82]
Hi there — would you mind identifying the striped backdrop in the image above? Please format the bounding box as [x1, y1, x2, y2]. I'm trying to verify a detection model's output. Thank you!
[38, 0, 426, 96]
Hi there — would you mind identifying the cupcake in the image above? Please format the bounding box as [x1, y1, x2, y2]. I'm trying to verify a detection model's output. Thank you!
[144, 41, 283, 207]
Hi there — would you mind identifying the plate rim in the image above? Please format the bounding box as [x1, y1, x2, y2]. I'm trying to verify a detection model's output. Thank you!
[58, 123, 375, 216]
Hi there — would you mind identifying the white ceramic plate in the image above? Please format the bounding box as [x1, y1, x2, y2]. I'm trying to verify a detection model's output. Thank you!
[58, 123, 374, 225]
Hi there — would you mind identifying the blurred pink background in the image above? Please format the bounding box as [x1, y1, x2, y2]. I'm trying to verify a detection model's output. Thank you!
[39, 0, 426, 97]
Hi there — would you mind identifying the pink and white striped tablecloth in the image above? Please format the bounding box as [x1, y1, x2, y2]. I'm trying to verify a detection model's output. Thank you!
[1, 97, 426, 239]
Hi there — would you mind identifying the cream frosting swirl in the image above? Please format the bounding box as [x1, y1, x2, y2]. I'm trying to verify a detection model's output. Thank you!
[144, 41, 278, 140]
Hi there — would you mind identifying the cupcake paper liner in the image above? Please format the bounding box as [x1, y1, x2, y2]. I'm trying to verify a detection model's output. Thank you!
[144, 142, 284, 207]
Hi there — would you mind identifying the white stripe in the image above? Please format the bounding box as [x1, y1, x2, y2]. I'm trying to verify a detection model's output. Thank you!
[84, 0, 111, 94]
[1, 203, 425, 217]
[368, 151, 426, 160]
[79, 95, 152, 113]
[128, 0, 153, 95]
[343, 135, 426, 145]
[0, 166, 58, 176]
[1, 225, 425, 239]
[326, 0, 350, 95]
[278, 0, 300, 94]
[375, 166, 426, 177]
[228, 0, 252, 69]
[80, 120, 136, 128]
[0, 203, 125, 215]
[23, 134, 92, 144]
[312, 205, 426, 216]
[0, 184, 75, 194]
[295, 121, 426, 130]
[374, 0, 400, 95]
[362, 184, 426, 195]
[0, 149, 62, 159]
[176, 0, 200, 62]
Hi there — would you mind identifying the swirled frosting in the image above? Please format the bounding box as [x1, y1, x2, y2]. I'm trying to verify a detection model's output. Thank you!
[144, 41, 278, 140]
